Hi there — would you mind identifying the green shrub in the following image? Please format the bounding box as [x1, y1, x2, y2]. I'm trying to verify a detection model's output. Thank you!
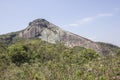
[8, 44, 30, 66]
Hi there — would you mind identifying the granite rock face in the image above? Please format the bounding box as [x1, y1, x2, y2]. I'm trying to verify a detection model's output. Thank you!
[19, 19, 102, 53]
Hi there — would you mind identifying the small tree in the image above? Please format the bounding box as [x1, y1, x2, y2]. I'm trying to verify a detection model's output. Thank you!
[80, 49, 99, 61]
[116, 49, 120, 56]
[8, 44, 30, 66]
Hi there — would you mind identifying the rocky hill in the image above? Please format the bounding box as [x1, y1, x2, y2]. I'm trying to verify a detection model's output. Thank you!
[0, 18, 119, 55]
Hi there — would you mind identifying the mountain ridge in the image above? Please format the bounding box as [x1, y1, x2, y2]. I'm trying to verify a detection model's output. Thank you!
[0, 18, 119, 55]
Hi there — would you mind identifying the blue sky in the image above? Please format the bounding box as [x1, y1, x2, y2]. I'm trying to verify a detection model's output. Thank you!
[0, 0, 120, 46]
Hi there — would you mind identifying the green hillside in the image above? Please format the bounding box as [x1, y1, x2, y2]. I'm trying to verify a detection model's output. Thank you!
[0, 39, 120, 80]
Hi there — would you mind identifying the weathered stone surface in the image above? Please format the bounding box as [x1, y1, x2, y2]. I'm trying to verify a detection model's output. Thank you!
[0, 18, 119, 55]
[19, 18, 102, 53]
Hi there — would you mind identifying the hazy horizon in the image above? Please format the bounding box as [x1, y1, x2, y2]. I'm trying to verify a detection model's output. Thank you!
[0, 0, 120, 46]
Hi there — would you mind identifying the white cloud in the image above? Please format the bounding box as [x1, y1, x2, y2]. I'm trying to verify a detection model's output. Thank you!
[77, 17, 94, 25]
[114, 8, 119, 12]
[67, 13, 113, 27]
[97, 13, 113, 17]
[68, 23, 78, 27]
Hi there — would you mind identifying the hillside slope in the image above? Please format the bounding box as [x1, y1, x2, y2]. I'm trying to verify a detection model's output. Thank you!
[0, 19, 119, 55]
[0, 39, 120, 80]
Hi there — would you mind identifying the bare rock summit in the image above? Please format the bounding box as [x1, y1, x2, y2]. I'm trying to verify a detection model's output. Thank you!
[19, 18, 102, 53]
[0, 18, 118, 55]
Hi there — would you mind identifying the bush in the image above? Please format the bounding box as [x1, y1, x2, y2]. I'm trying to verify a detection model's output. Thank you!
[8, 44, 30, 66]
[80, 49, 99, 61]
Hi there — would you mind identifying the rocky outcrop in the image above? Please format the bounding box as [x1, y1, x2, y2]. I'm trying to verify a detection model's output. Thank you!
[0, 18, 119, 55]
[19, 19, 102, 53]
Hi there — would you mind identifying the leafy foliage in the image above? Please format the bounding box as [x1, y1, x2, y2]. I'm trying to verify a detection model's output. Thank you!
[0, 39, 120, 80]
[8, 44, 30, 66]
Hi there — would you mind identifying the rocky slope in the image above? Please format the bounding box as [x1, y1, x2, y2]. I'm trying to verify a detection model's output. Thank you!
[0, 18, 119, 54]
[18, 19, 101, 53]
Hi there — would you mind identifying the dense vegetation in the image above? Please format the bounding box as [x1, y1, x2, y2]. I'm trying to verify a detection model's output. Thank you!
[0, 39, 120, 80]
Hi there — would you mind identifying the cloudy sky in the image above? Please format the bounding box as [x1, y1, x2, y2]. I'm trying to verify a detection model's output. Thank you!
[0, 0, 120, 46]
